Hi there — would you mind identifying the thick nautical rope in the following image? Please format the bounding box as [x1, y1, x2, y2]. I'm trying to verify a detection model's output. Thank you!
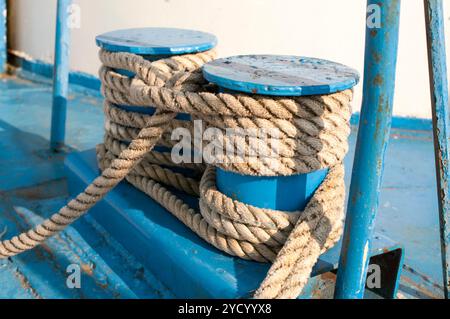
[0, 49, 352, 299]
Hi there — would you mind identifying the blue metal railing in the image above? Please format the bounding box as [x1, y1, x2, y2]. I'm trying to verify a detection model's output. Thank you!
[334, 0, 401, 299]
[50, 0, 72, 151]
[0, 0, 6, 74]
[424, 0, 450, 299]
[41, 0, 450, 299]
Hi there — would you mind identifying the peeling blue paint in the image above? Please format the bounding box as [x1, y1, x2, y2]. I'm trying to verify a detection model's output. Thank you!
[0, 74, 444, 298]
[50, 0, 72, 151]
[424, 0, 450, 298]
[96, 28, 217, 55]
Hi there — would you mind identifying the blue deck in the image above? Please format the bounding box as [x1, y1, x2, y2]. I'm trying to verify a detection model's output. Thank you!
[0, 73, 444, 298]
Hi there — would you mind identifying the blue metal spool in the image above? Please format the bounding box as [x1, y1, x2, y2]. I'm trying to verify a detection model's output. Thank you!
[334, 0, 402, 299]
[203, 55, 359, 211]
[96, 27, 217, 120]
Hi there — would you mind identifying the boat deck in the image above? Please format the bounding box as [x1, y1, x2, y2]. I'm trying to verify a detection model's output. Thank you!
[0, 73, 444, 299]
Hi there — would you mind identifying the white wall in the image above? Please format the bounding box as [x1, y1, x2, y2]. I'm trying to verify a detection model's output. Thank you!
[7, 0, 450, 119]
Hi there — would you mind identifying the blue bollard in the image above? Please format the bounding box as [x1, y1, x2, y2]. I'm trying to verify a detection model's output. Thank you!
[334, 0, 401, 299]
[96, 28, 216, 55]
[424, 0, 450, 299]
[50, 0, 72, 151]
[203, 55, 359, 211]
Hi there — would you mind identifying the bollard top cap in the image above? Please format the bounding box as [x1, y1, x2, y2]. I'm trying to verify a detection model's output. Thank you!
[96, 27, 217, 55]
[203, 55, 359, 96]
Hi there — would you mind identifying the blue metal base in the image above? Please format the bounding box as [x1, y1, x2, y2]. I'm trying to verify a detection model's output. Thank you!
[65, 149, 403, 298]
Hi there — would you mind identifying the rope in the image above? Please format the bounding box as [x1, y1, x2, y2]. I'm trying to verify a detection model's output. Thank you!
[0, 48, 353, 299]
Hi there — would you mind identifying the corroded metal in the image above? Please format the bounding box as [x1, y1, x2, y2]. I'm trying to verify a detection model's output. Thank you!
[0, 0, 6, 74]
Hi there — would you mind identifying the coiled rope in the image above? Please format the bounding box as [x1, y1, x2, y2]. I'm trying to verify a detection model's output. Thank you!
[0, 49, 353, 299]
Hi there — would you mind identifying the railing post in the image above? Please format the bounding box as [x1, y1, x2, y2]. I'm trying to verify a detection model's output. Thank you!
[424, 0, 450, 299]
[0, 0, 6, 74]
[334, 0, 401, 299]
[50, 0, 72, 152]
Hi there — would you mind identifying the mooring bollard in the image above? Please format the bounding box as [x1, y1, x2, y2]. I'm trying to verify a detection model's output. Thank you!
[203, 55, 359, 211]
[95, 27, 217, 175]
